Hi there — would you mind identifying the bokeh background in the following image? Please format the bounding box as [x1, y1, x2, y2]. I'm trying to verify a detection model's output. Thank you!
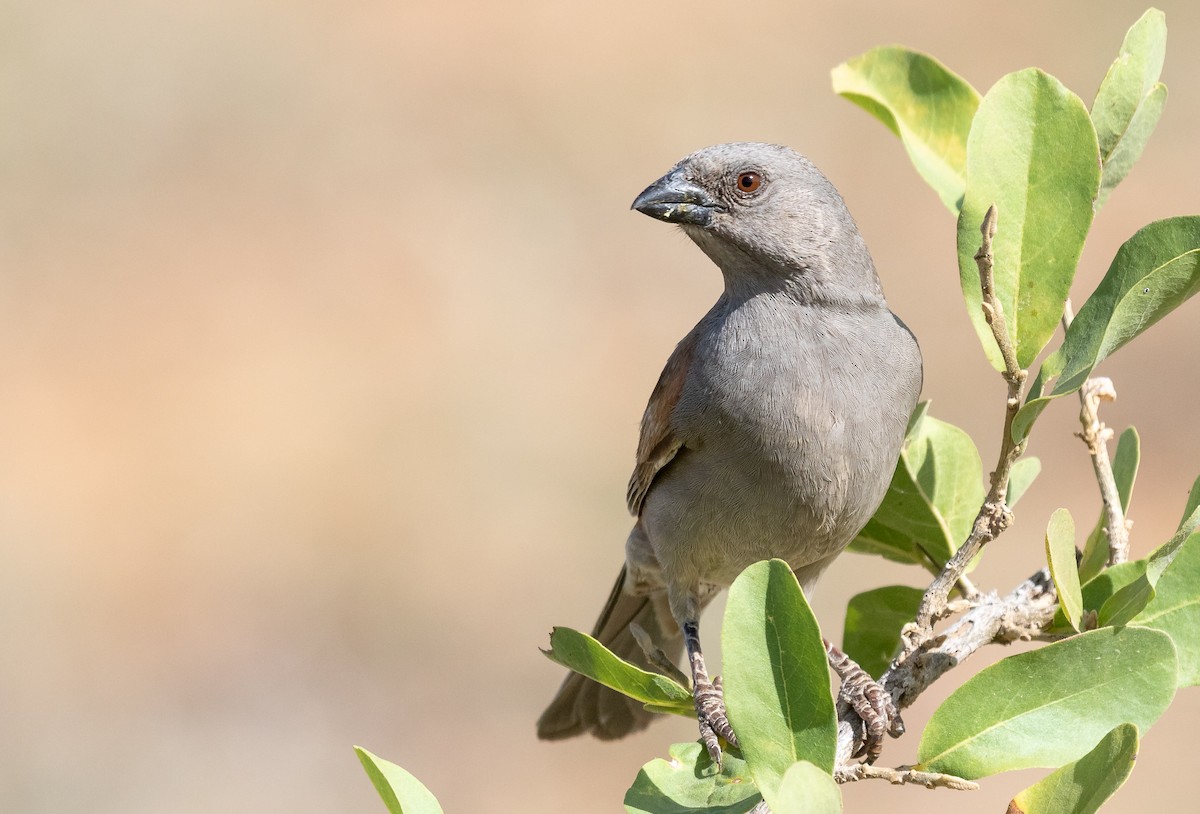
[1, 1, 1197, 811]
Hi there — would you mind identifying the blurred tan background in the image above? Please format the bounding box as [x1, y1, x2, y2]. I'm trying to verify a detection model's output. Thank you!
[1, 0, 1197, 811]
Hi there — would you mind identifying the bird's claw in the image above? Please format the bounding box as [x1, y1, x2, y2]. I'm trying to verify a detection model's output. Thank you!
[825, 640, 902, 763]
[840, 668, 903, 763]
[695, 674, 739, 766]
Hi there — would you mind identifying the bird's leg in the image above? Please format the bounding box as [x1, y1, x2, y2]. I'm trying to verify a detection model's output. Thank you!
[824, 639, 903, 763]
[684, 620, 739, 765]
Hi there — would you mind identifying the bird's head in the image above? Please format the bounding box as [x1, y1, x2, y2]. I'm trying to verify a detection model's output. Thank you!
[632, 143, 883, 305]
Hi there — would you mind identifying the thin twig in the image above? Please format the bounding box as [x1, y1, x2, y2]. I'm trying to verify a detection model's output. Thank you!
[745, 763, 979, 814]
[1078, 378, 1128, 565]
[1062, 301, 1131, 566]
[975, 206, 1021, 385]
[904, 205, 1027, 653]
[835, 762, 979, 791]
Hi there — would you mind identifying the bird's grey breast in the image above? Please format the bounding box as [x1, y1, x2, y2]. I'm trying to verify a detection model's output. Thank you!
[661, 293, 920, 569]
[676, 295, 884, 473]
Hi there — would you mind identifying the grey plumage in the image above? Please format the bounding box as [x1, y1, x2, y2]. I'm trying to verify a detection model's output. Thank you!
[538, 142, 922, 745]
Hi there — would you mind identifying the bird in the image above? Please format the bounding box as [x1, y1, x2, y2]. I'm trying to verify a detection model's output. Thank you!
[537, 142, 923, 764]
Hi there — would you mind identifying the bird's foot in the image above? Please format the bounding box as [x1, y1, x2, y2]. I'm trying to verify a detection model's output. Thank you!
[694, 674, 739, 765]
[682, 619, 738, 766]
[826, 642, 903, 763]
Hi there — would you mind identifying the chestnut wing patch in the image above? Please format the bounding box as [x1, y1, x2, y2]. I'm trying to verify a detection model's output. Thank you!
[626, 332, 699, 516]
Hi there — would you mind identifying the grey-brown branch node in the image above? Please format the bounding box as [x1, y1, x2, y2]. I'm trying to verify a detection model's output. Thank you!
[1078, 378, 1129, 566]
[838, 568, 1059, 768]
[1062, 300, 1131, 567]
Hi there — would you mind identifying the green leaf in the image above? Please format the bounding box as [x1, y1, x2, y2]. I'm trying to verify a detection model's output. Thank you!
[1007, 456, 1041, 508]
[906, 398, 931, 432]
[848, 517, 932, 568]
[957, 69, 1100, 372]
[849, 409, 984, 572]
[843, 585, 924, 679]
[1111, 426, 1141, 512]
[1057, 217, 1200, 401]
[355, 747, 445, 814]
[1080, 427, 1140, 583]
[1096, 490, 1200, 628]
[773, 761, 843, 814]
[1045, 509, 1082, 631]
[917, 626, 1176, 779]
[1090, 481, 1200, 664]
[1007, 724, 1138, 814]
[1092, 8, 1168, 207]
[1049, 560, 1145, 633]
[1077, 525, 1109, 588]
[1134, 531, 1200, 686]
[1147, 476, 1200, 583]
[1097, 574, 1155, 627]
[624, 742, 762, 814]
[1099, 84, 1166, 208]
[832, 47, 980, 213]
[1083, 560, 1147, 610]
[1093, 9, 1167, 159]
[541, 627, 692, 715]
[1015, 217, 1200, 441]
[723, 559, 838, 807]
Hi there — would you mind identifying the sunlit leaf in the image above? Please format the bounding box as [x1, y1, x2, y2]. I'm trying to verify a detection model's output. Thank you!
[1098, 575, 1155, 628]
[1007, 724, 1138, 813]
[723, 560, 837, 806]
[1147, 474, 1200, 583]
[355, 747, 445, 814]
[624, 742, 762, 814]
[1049, 560, 1145, 634]
[918, 627, 1175, 779]
[541, 627, 692, 715]
[832, 47, 979, 212]
[773, 761, 842, 814]
[958, 69, 1100, 371]
[1015, 217, 1200, 442]
[1092, 8, 1168, 206]
[1134, 531, 1200, 686]
[850, 407, 983, 572]
[1007, 456, 1041, 508]
[1045, 509, 1082, 631]
[1177, 474, 1200, 533]
[1096, 482, 1200, 628]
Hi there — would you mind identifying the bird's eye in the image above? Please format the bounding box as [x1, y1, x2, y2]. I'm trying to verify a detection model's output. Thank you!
[736, 172, 762, 193]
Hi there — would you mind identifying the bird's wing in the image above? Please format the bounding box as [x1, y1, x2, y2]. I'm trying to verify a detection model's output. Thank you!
[626, 330, 700, 516]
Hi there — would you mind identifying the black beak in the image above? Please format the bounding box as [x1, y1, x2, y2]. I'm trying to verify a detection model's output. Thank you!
[631, 171, 721, 227]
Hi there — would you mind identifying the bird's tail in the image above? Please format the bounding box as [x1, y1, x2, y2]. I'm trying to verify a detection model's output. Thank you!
[537, 566, 682, 741]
